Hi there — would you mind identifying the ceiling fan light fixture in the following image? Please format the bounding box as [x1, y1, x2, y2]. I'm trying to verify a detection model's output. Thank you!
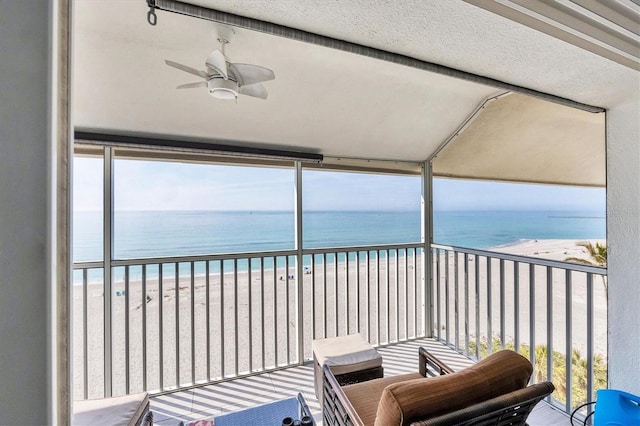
[207, 78, 238, 100]
[210, 88, 237, 100]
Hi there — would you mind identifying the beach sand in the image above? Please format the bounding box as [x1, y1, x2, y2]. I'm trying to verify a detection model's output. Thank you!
[73, 239, 606, 399]
[494, 238, 606, 261]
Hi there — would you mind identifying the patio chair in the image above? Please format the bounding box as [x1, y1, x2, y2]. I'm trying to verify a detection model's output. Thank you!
[322, 348, 554, 426]
[73, 391, 153, 426]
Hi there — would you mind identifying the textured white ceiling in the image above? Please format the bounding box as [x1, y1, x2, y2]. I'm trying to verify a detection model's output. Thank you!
[197, 0, 638, 108]
[73, 0, 636, 172]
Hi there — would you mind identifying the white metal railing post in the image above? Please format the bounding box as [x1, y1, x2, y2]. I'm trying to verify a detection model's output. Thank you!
[422, 161, 433, 337]
[294, 161, 304, 363]
[103, 146, 114, 397]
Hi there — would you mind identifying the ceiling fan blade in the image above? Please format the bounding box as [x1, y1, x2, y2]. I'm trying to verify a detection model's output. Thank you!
[230, 63, 275, 86]
[165, 60, 208, 79]
[176, 82, 207, 89]
[205, 50, 228, 80]
[239, 83, 268, 100]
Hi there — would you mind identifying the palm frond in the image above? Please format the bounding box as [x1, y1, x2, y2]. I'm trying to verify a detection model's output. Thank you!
[573, 241, 607, 267]
[564, 257, 595, 266]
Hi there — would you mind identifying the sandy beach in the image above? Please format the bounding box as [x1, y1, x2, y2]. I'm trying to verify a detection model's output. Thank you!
[495, 238, 606, 261]
[73, 239, 606, 399]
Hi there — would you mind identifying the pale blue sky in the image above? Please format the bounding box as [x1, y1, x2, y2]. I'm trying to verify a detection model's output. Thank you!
[73, 157, 606, 212]
[433, 178, 605, 212]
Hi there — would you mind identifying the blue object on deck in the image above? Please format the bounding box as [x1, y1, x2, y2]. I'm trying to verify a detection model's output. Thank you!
[214, 394, 314, 426]
[593, 389, 640, 426]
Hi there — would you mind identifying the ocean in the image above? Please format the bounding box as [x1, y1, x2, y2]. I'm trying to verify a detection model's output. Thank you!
[73, 210, 606, 263]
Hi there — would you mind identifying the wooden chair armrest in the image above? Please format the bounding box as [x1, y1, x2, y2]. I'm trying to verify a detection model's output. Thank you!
[411, 381, 555, 426]
[419, 347, 455, 377]
[323, 364, 365, 426]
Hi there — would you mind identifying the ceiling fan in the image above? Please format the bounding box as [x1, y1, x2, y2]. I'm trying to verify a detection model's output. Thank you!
[165, 36, 275, 101]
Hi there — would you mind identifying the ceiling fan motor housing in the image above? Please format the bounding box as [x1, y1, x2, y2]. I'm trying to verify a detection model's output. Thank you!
[207, 77, 238, 100]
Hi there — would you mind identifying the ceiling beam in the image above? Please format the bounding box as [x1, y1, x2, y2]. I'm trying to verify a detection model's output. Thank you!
[75, 131, 324, 163]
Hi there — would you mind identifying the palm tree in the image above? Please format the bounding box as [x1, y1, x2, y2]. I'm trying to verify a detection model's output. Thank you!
[565, 241, 607, 267]
[565, 241, 607, 296]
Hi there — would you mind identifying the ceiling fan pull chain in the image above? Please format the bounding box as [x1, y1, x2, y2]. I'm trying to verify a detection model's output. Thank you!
[219, 39, 228, 56]
[146, 1, 157, 26]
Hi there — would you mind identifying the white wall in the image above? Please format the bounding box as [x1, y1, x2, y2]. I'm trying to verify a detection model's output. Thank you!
[0, 0, 53, 421]
[606, 98, 640, 395]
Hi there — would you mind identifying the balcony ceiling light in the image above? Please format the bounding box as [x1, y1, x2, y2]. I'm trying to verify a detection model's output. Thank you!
[207, 77, 239, 100]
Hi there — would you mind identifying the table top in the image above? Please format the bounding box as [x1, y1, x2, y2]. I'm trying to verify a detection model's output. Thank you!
[214, 393, 314, 426]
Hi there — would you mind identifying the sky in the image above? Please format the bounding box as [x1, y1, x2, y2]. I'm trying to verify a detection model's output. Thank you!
[73, 157, 606, 212]
[433, 178, 605, 212]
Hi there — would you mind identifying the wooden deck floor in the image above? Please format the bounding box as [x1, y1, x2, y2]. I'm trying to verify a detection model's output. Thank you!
[150, 338, 571, 425]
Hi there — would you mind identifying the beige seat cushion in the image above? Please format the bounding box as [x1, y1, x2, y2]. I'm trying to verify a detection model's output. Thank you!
[374, 350, 533, 426]
[313, 334, 383, 401]
[73, 392, 149, 426]
[313, 334, 382, 375]
[343, 373, 424, 426]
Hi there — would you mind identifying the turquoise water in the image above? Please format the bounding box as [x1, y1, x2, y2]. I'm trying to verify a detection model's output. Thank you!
[433, 210, 606, 249]
[73, 209, 605, 262]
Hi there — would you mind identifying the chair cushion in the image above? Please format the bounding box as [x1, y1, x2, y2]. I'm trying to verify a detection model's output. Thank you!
[73, 392, 149, 426]
[374, 350, 533, 426]
[313, 334, 382, 375]
[343, 373, 424, 426]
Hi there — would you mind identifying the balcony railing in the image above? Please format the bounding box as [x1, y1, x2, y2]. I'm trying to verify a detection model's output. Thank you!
[72, 243, 425, 400]
[431, 244, 607, 415]
[73, 242, 606, 418]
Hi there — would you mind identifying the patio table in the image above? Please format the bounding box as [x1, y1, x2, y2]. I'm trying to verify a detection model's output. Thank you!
[214, 393, 314, 426]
